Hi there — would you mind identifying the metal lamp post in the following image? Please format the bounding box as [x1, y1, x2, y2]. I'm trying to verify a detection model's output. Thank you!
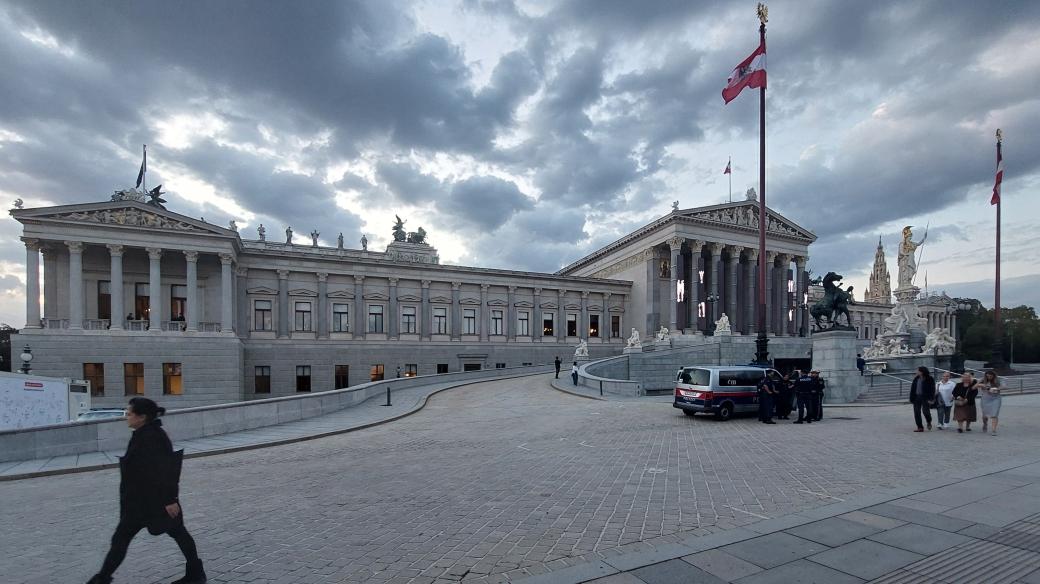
[705, 293, 720, 334]
[18, 345, 33, 374]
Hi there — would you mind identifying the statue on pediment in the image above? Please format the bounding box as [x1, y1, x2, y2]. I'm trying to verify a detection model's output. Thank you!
[407, 226, 428, 244]
[671, 200, 679, 211]
[745, 187, 757, 201]
[228, 220, 238, 232]
[111, 188, 146, 203]
[337, 233, 344, 249]
[361, 234, 368, 250]
[257, 224, 266, 241]
[146, 184, 166, 209]
[310, 230, 320, 247]
[13, 198, 23, 209]
[285, 226, 293, 245]
[392, 215, 407, 242]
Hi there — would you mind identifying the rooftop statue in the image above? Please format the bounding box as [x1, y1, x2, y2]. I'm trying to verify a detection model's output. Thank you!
[145, 184, 166, 209]
[361, 234, 368, 250]
[407, 226, 427, 244]
[285, 226, 293, 245]
[257, 223, 266, 241]
[392, 215, 407, 242]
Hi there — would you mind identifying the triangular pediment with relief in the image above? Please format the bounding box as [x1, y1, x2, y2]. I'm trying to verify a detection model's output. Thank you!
[679, 202, 816, 241]
[11, 200, 237, 237]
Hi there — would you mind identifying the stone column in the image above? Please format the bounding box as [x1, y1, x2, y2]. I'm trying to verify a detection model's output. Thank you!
[42, 246, 58, 319]
[602, 292, 610, 340]
[183, 251, 199, 332]
[277, 270, 290, 338]
[451, 281, 462, 340]
[644, 247, 659, 333]
[355, 275, 367, 339]
[480, 284, 489, 342]
[386, 277, 398, 339]
[146, 247, 162, 332]
[764, 251, 777, 334]
[557, 288, 566, 342]
[687, 240, 703, 332]
[508, 286, 517, 341]
[219, 253, 233, 332]
[236, 267, 248, 337]
[745, 248, 759, 334]
[777, 254, 790, 337]
[65, 241, 85, 329]
[726, 245, 743, 331]
[318, 273, 330, 338]
[420, 280, 430, 340]
[22, 238, 41, 329]
[795, 256, 807, 336]
[709, 243, 724, 324]
[105, 245, 124, 330]
[577, 290, 588, 340]
[667, 237, 684, 333]
[533, 288, 543, 342]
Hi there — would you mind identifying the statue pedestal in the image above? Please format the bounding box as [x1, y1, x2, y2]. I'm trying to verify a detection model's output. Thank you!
[575, 355, 591, 365]
[811, 329, 862, 403]
[623, 345, 643, 354]
[654, 339, 671, 350]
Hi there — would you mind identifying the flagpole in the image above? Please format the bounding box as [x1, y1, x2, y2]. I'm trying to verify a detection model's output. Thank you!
[728, 156, 732, 203]
[142, 144, 147, 192]
[990, 129, 1005, 369]
[754, 2, 769, 366]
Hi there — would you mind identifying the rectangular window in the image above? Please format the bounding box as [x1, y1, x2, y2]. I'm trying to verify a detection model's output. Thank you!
[368, 305, 384, 333]
[134, 283, 149, 321]
[294, 301, 312, 332]
[463, 308, 476, 334]
[491, 310, 504, 335]
[83, 363, 105, 397]
[437, 364, 449, 374]
[97, 281, 111, 320]
[123, 363, 144, 396]
[335, 365, 349, 389]
[611, 315, 621, 338]
[518, 311, 529, 336]
[463, 363, 481, 371]
[170, 285, 187, 321]
[401, 306, 416, 334]
[567, 313, 577, 337]
[296, 365, 312, 392]
[433, 307, 447, 334]
[163, 363, 183, 395]
[332, 303, 350, 332]
[496, 363, 506, 369]
[370, 364, 385, 382]
[543, 312, 554, 336]
[589, 314, 600, 338]
[254, 300, 273, 331]
[254, 366, 271, 394]
[403, 364, 417, 377]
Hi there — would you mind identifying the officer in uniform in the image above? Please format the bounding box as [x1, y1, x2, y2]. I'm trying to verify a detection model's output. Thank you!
[811, 370, 825, 421]
[757, 373, 776, 424]
[794, 370, 815, 424]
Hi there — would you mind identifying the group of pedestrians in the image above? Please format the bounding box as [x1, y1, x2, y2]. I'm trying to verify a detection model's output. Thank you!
[757, 369, 825, 424]
[909, 368, 1003, 435]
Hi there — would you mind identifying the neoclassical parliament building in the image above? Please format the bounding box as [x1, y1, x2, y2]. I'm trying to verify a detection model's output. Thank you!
[11, 189, 952, 406]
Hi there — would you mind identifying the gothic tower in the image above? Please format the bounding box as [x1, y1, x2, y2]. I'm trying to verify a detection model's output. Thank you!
[865, 236, 892, 304]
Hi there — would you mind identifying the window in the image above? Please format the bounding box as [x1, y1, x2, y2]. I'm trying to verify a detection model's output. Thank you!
[83, 363, 104, 397]
[370, 364, 385, 382]
[589, 314, 600, 338]
[719, 370, 760, 387]
[401, 306, 416, 334]
[611, 315, 621, 338]
[97, 281, 111, 320]
[296, 366, 312, 392]
[433, 307, 447, 334]
[436, 364, 449, 374]
[335, 365, 349, 389]
[463, 308, 476, 334]
[567, 313, 577, 337]
[368, 305, 384, 333]
[496, 363, 506, 369]
[403, 364, 417, 377]
[294, 301, 312, 332]
[254, 300, 273, 331]
[134, 283, 149, 320]
[163, 363, 183, 395]
[123, 363, 144, 396]
[522, 362, 532, 366]
[170, 285, 187, 321]
[543, 313, 554, 336]
[463, 363, 481, 371]
[255, 366, 271, 394]
[491, 310, 504, 335]
[333, 303, 350, 332]
[518, 311, 529, 336]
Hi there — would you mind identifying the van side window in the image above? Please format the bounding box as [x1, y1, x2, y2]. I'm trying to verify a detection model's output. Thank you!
[737, 370, 764, 386]
[719, 371, 740, 386]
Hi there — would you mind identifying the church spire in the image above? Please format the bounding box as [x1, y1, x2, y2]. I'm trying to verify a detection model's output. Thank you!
[865, 236, 892, 304]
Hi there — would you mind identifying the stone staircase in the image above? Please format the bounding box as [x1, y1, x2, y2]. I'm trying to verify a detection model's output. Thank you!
[855, 370, 1040, 403]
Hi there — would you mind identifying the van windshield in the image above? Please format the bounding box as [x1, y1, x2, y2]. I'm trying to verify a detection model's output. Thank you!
[677, 368, 711, 386]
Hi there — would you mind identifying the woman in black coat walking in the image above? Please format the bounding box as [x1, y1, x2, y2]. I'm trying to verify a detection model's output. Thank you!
[910, 366, 936, 432]
[87, 398, 206, 584]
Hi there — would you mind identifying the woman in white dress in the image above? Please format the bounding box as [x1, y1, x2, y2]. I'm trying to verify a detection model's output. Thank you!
[978, 370, 1002, 436]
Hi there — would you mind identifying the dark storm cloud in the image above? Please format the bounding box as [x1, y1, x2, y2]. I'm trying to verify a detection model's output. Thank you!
[444, 175, 533, 231]
[375, 160, 446, 206]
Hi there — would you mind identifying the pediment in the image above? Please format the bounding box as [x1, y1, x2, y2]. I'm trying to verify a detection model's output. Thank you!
[514, 300, 534, 309]
[539, 302, 559, 310]
[12, 200, 237, 237]
[397, 294, 422, 302]
[363, 292, 390, 301]
[608, 305, 626, 312]
[289, 288, 318, 297]
[326, 289, 355, 299]
[460, 297, 481, 305]
[430, 295, 452, 304]
[564, 303, 582, 311]
[246, 286, 278, 295]
[679, 202, 815, 241]
[487, 299, 508, 307]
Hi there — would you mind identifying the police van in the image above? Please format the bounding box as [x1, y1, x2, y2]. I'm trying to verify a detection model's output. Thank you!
[672, 365, 782, 420]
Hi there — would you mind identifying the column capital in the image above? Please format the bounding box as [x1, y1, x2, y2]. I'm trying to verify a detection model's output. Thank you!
[726, 244, 745, 256]
[643, 247, 656, 260]
[667, 236, 685, 251]
[533, 287, 542, 295]
[355, 274, 366, 284]
[581, 290, 590, 298]
[746, 248, 760, 260]
[421, 279, 431, 288]
[387, 276, 398, 286]
[106, 244, 125, 256]
[604, 291, 612, 300]
[452, 281, 462, 290]
[708, 242, 725, 256]
[508, 285, 517, 293]
[277, 269, 290, 280]
[183, 250, 199, 262]
[146, 247, 163, 260]
[765, 250, 778, 262]
[480, 283, 490, 292]
[21, 237, 40, 250]
[317, 272, 329, 282]
[235, 266, 249, 277]
[687, 239, 705, 252]
[219, 253, 234, 265]
[65, 241, 84, 253]
[794, 256, 808, 269]
[41, 244, 60, 259]
[776, 252, 791, 264]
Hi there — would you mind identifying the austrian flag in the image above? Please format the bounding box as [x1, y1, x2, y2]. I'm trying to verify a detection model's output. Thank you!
[722, 42, 767, 104]
[991, 141, 1004, 205]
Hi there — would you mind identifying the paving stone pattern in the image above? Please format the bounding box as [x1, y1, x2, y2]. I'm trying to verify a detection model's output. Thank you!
[3, 378, 1040, 583]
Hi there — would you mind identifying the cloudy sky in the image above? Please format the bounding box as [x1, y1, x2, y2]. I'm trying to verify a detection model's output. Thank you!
[1, 0, 1038, 327]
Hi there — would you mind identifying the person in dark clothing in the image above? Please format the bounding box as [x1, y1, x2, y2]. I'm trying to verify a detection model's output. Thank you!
[571, 361, 579, 386]
[87, 398, 206, 584]
[775, 374, 792, 420]
[554, 356, 562, 379]
[910, 366, 936, 432]
[793, 370, 815, 423]
[810, 371, 825, 421]
[856, 354, 865, 376]
[757, 374, 776, 424]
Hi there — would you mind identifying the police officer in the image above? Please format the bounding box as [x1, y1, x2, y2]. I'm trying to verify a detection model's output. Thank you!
[794, 370, 815, 424]
[810, 370, 825, 421]
[757, 373, 776, 424]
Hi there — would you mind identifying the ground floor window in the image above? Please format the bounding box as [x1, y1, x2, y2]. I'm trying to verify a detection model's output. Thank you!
[543, 313, 554, 336]
[123, 363, 144, 396]
[463, 363, 481, 372]
[296, 366, 311, 392]
[567, 313, 577, 336]
[437, 364, 449, 374]
[403, 364, 417, 377]
[589, 314, 599, 337]
[335, 365, 349, 389]
[495, 363, 506, 369]
[162, 363, 183, 395]
[83, 363, 104, 397]
[611, 315, 621, 337]
[255, 366, 271, 393]
[370, 364, 385, 381]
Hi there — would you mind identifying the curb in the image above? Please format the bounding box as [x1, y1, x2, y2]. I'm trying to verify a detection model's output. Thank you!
[549, 378, 607, 401]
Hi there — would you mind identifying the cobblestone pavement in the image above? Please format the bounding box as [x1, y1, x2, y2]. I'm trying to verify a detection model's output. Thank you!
[3, 375, 1039, 584]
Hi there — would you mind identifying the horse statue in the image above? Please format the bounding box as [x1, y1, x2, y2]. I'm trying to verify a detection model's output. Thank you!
[810, 272, 854, 330]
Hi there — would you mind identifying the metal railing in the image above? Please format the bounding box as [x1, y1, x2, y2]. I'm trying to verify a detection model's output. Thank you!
[866, 370, 910, 397]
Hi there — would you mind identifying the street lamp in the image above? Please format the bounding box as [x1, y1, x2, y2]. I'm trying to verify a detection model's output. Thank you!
[704, 293, 720, 333]
[19, 345, 33, 374]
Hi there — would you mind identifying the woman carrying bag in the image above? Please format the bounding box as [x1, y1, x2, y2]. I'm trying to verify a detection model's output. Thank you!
[979, 370, 1003, 436]
[909, 366, 935, 432]
[952, 372, 979, 434]
[87, 397, 206, 584]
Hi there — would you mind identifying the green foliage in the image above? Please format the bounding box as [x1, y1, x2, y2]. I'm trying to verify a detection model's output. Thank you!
[955, 299, 1040, 362]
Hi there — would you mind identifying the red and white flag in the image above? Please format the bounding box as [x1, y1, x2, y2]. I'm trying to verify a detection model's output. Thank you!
[991, 141, 1003, 205]
[723, 159, 731, 174]
[722, 42, 766, 104]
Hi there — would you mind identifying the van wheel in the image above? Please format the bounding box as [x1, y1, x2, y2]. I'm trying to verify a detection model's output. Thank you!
[716, 403, 734, 421]
[683, 410, 697, 417]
